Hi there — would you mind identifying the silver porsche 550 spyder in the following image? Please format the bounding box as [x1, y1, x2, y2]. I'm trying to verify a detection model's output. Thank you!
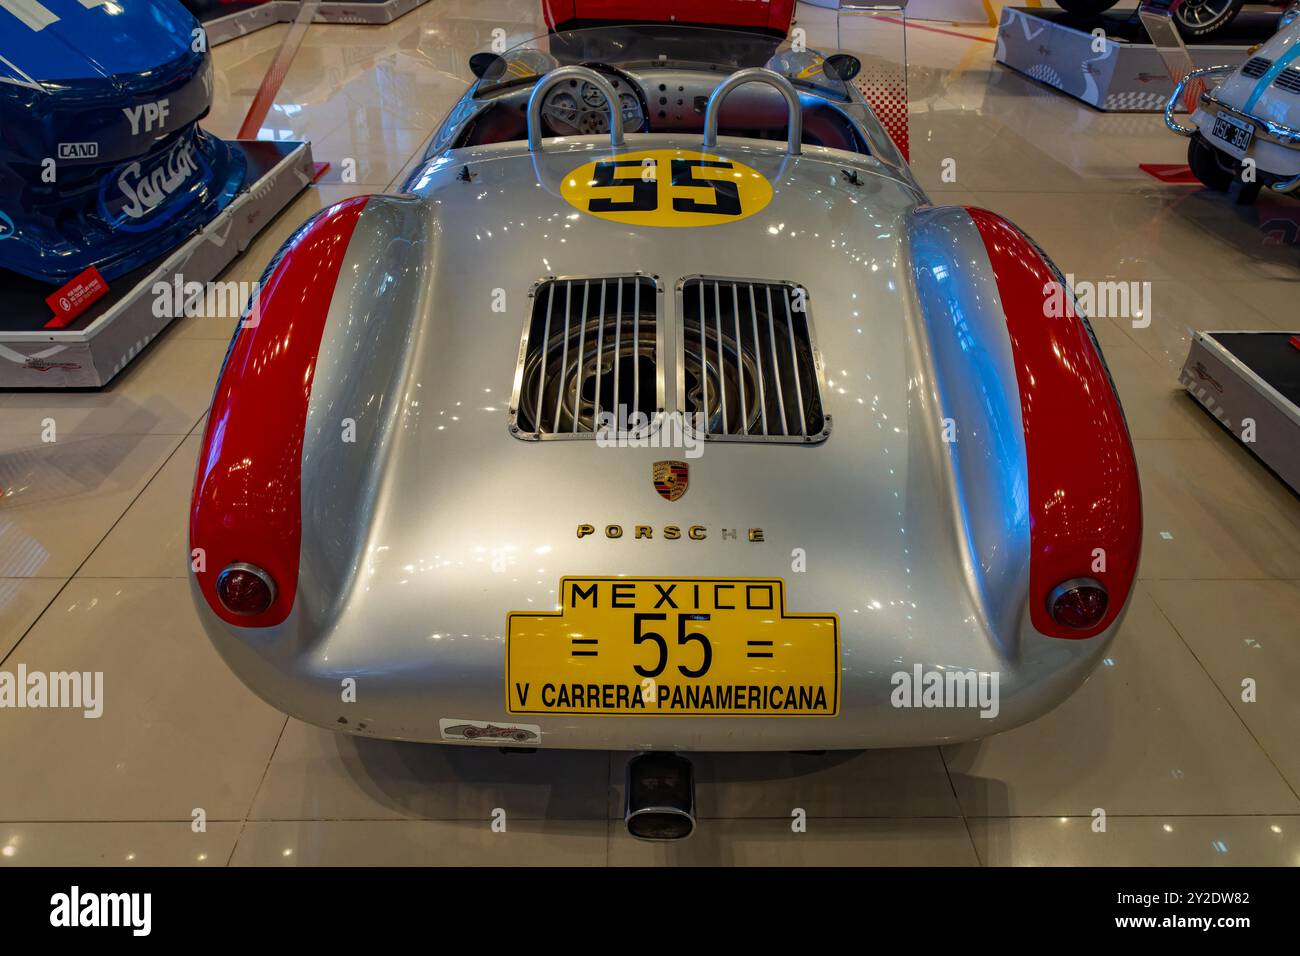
[190, 24, 1141, 795]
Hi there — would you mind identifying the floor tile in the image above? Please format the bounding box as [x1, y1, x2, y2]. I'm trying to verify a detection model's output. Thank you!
[310, 123, 432, 188]
[1134, 438, 1300, 580]
[80, 436, 202, 579]
[0, 436, 182, 579]
[249, 719, 610, 821]
[1105, 345, 1220, 441]
[231, 819, 607, 865]
[609, 818, 978, 866]
[942, 586, 1300, 816]
[967, 191, 1188, 239]
[1147, 579, 1300, 794]
[1091, 315, 1147, 356]
[969, 815, 1300, 866]
[1114, 278, 1282, 371]
[1219, 278, 1300, 323]
[0, 578, 64, 660]
[0, 578, 286, 821]
[608, 748, 961, 819]
[0, 822, 239, 867]
[1161, 195, 1300, 280]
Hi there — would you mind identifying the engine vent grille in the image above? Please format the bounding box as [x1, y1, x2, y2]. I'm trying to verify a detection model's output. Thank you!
[510, 276, 662, 438]
[677, 277, 829, 443]
[1241, 57, 1272, 78]
[1274, 67, 1300, 95]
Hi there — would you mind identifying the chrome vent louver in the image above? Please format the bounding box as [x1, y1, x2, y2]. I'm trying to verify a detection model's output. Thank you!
[1241, 57, 1272, 79]
[1274, 67, 1300, 95]
[676, 277, 829, 443]
[510, 276, 662, 438]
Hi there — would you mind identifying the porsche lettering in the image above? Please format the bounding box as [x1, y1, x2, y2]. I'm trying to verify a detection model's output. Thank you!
[576, 524, 765, 541]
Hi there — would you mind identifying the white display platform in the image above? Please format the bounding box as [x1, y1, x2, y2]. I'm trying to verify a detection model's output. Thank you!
[1182, 331, 1300, 495]
[0, 142, 315, 389]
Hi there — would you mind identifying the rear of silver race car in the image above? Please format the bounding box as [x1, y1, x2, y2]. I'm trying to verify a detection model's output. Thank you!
[190, 149, 1140, 752]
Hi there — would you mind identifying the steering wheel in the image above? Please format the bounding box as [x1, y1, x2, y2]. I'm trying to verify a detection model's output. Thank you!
[539, 62, 648, 138]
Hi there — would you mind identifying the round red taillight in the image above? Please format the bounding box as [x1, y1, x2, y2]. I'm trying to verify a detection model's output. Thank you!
[1047, 578, 1109, 630]
[215, 563, 277, 617]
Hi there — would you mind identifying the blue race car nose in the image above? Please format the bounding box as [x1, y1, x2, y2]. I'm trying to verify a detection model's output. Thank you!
[0, 0, 245, 284]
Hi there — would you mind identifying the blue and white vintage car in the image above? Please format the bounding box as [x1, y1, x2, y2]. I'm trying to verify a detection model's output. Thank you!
[0, 0, 245, 284]
[1167, 9, 1300, 199]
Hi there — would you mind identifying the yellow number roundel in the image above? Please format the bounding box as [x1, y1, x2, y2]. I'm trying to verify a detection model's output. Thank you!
[560, 148, 774, 228]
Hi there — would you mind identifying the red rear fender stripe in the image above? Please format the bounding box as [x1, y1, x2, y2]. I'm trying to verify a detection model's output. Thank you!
[965, 207, 1142, 640]
[190, 196, 370, 627]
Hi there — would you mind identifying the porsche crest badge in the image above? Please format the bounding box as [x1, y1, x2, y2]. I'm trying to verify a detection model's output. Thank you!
[652, 460, 689, 502]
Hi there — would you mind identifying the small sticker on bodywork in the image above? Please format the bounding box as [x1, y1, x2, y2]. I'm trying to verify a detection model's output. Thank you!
[440, 717, 541, 744]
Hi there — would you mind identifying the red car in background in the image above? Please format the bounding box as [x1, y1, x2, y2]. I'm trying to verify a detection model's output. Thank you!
[544, 0, 797, 36]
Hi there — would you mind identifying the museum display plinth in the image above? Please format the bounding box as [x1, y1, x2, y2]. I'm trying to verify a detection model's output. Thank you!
[0, 141, 315, 389]
[1182, 330, 1300, 494]
[995, 7, 1279, 111]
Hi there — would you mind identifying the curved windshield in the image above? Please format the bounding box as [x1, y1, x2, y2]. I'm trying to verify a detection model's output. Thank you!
[478, 23, 854, 102]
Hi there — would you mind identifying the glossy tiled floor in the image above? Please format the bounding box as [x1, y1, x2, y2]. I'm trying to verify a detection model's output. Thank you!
[1, 1, 1298, 866]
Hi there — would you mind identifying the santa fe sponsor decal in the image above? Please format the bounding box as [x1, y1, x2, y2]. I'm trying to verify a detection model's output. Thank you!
[97, 133, 204, 231]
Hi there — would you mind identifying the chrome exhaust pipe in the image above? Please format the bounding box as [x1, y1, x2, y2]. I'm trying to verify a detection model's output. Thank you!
[624, 752, 696, 841]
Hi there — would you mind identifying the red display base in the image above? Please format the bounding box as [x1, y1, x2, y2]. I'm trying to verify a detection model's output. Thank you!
[1139, 163, 1199, 183]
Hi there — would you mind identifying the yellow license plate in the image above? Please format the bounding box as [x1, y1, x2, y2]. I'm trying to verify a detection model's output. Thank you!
[506, 577, 839, 717]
